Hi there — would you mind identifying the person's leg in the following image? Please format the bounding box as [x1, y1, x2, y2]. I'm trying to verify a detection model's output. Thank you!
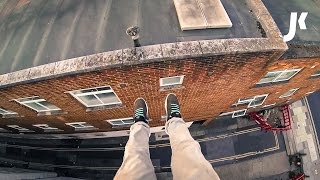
[165, 94, 220, 180]
[114, 98, 156, 180]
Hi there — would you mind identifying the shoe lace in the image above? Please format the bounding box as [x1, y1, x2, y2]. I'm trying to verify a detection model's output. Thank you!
[135, 108, 145, 119]
[171, 104, 180, 114]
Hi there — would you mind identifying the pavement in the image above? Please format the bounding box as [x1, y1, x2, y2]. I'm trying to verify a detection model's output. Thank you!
[284, 98, 320, 179]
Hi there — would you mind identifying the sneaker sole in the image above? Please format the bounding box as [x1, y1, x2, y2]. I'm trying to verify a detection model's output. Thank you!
[134, 98, 149, 120]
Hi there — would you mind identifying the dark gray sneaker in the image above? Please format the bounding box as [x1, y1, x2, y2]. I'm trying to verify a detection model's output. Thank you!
[133, 98, 148, 124]
[165, 93, 182, 121]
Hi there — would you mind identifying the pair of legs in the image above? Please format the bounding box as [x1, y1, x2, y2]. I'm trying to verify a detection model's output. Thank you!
[114, 94, 220, 180]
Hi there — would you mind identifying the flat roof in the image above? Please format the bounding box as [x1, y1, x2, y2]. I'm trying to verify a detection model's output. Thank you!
[0, 0, 263, 75]
[263, 0, 320, 42]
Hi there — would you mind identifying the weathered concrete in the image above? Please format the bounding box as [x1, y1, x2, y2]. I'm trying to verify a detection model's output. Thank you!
[0, 0, 287, 89]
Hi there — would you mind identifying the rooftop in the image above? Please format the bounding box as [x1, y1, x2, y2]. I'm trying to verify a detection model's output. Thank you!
[0, 0, 263, 75]
[263, 0, 320, 42]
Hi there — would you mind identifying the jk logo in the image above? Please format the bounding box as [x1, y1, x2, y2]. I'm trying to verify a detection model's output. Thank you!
[283, 12, 308, 42]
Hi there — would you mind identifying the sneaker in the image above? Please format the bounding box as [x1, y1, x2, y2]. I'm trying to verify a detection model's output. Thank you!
[133, 98, 149, 124]
[165, 93, 182, 121]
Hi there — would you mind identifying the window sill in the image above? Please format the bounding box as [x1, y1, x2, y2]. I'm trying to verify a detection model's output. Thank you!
[1, 114, 20, 119]
[37, 110, 67, 116]
[112, 124, 132, 129]
[160, 85, 184, 91]
[73, 127, 98, 131]
[85, 104, 124, 112]
[254, 80, 289, 88]
[309, 76, 320, 80]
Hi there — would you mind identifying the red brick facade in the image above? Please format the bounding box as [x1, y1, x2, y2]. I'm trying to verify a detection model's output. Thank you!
[1, 49, 319, 133]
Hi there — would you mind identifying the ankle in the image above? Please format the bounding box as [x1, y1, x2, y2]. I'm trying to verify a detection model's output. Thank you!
[134, 116, 148, 124]
[167, 112, 182, 121]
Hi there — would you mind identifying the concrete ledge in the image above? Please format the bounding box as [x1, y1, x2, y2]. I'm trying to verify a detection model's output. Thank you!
[0, 38, 287, 89]
[0, 0, 287, 89]
[246, 0, 283, 39]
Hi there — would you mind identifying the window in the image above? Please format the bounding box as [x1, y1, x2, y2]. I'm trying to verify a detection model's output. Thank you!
[0, 128, 9, 133]
[234, 94, 268, 108]
[0, 108, 17, 116]
[33, 124, 60, 131]
[257, 69, 301, 84]
[248, 94, 268, 107]
[160, 76, 184, 87]
[306, 91, 314, 95]
[66, 122, 95, 129]
[106, 118, 135, 127]
[219, 109, 247, 118]
[232, 109, 247, 118]
[15, 96, 61, 113]
[69, 86, 121, 108]
[311, 70, 320, 77]
[280, 88, 299, 98]
[7, 125, 30, 132]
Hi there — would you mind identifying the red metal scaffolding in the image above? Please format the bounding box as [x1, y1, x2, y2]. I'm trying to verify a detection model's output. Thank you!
[248, 105, 292, 132]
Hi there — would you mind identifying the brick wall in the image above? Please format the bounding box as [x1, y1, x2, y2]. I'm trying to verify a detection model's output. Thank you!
[0, 51, 319, 133]
[0, 50, 288, 133]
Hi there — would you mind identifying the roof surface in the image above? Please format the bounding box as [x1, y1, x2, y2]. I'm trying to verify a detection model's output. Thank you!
[0, 0, 262, 75]
[263, 0, 320, 42]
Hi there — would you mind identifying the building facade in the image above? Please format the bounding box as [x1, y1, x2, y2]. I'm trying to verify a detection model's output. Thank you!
[0, 0, 319, 134]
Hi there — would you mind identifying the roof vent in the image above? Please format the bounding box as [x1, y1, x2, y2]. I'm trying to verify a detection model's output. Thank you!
[173, 0, 232, 30]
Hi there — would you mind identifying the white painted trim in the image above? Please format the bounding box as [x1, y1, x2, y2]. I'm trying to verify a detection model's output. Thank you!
[160, 75, 184, 87]
[219, 111, 234, 116]
[279, 88, 299, 98]
[311, 70, 320, 77]
[306, 91, 315, 95]
[0, 108, 18, 115]
[7, 125, 29, 131]
[256, 69, 302, 84]
[33, 124, 59, 130]
[263, 103, 276, 108]
[232, 109, 247, 118]
[66, 122, 95, 129]
[106, 117, 135, 126]
[248, 94, 269, 108]
[69, 86, 122, 108]
[14, 96, 61, 112]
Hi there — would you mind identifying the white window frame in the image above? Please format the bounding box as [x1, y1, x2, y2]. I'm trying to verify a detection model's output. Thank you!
[257, 69, 301, 84]
[234, 94, 268, 108]
[306, 91, 314, 95]
[219, 109, 247, 118]
[33, 124, 59, 130]
[7, 125, 29, 131]
[68, 86, 122, 108]
[232, 109, 247, 118]
[248, 94, 269, 108]
[14, 96, 61, 112]
[66, 122, 95, 129]
[106, 117, 135, 126]
[0, 108, 18, 115]
[263, 103, 276, 108]
[280, 88, 299, 98]
[234, 97, 254, 106]
[160, 75, 184, 87]
[219, 111, 234, 117]
[311, 70, 320, 77]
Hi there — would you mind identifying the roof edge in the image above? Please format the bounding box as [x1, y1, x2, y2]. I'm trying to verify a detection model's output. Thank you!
[0, 0, 288, 89]
[0, 37, 286, 89]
